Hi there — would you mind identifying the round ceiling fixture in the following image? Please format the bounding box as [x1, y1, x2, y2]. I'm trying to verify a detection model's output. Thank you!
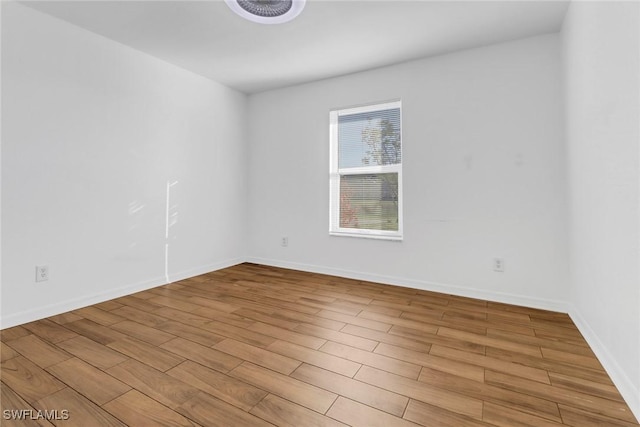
[224, 0, 306, 24]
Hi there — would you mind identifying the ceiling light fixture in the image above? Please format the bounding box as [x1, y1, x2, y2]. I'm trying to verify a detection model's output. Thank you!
[224, 0, 306, 24]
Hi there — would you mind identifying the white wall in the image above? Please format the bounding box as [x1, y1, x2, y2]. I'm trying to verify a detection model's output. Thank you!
[563, 1, 640, 417]
[1, 2, 247, 327]
[247, 34, 569, 310]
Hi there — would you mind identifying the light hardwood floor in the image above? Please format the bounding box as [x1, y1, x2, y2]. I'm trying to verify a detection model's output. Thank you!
[1, 263, 638, 426]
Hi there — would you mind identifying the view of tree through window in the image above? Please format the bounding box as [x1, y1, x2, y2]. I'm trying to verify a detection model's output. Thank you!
[339, 174, 398, 230]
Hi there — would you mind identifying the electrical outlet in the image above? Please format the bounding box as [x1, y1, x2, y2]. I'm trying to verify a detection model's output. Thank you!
[493, 258, 504, 272]
[35, 265, 49, 282]
[281, 237, 288, 247]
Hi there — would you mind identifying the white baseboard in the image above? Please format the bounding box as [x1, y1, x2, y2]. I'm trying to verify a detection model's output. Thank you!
[166, 257, 244, 284]
[0, 257, 244, 329]
[3, 256, 568, 328]
[246, 256, 570, 313]
[569, 306, 640, 422]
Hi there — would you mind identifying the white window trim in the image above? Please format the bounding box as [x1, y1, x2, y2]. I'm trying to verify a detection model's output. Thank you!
[329, 100, 403, 241]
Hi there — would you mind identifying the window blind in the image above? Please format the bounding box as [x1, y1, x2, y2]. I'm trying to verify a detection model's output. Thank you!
[330, 101, 403, 240]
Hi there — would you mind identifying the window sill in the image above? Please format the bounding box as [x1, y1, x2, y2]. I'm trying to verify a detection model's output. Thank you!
[329, 231, 403, 241]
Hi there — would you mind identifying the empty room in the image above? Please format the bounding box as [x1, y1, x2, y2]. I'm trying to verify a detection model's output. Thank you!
[1, 0, 639, 425]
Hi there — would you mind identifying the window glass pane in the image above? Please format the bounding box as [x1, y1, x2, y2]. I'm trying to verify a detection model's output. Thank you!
[338, 108, 401, 168]
[340, 173, 398, 231]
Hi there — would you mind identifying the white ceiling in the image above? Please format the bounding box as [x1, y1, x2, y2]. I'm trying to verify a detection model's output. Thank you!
[22, 0, 570, 94]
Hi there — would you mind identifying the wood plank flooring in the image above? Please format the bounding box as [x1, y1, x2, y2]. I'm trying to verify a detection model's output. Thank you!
[1, 263, 638, 426]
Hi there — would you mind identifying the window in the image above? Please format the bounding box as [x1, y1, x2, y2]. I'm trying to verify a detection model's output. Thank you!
[329, 100, 403, 240]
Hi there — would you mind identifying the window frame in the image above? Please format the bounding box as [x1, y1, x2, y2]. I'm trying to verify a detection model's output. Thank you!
[329, 100, 403, 241]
